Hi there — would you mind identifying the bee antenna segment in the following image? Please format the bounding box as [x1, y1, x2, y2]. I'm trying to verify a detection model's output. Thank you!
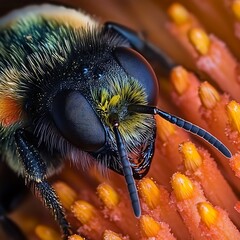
[111, 119, 141, 217]
[128, 104, 232, 158]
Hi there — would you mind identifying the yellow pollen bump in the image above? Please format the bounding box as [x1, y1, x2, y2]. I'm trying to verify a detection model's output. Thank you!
[232, 0, 240, 20]
[168, 3, 190, 25]
[197, 202, 219, 228]
[68, 234, 85, 240]
[103, 230, 123, 240]
[227, 100, 240, 133]
[138, 177, 161, 209]
[140, 215, 161, 238]
[170, 66, 189, 95]
[156, 115, 176, 141]
[180, 142, 203, 171]
[71, 200, 96, 224]
[189, 28, 210, 55]
[53, 181, 77, 210]
[199, 82, 220, 109]
[97, 183, 120, 209]
[171, 173, 194, 200]
[35, 225, 61, 240]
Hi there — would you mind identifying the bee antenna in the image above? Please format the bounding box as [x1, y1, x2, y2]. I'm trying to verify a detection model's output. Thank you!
[111, 116, 141, 217]
[128, 104, 232, 159]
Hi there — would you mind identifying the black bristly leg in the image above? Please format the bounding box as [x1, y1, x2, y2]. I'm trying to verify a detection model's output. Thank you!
[14, 129, 71, 239]
[104, 22, 176, 76]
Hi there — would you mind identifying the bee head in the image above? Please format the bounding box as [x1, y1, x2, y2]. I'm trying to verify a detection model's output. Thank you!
[50, 47, 158, 179]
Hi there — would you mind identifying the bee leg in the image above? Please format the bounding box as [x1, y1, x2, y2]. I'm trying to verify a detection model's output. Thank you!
[104, 22, 175, 75]
[14, 129, 71, 239]
[0, 162, 27, 239]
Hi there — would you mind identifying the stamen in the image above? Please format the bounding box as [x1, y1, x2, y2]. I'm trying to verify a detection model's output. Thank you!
[179, 141, 203, 171]
[170, 66, 190, 95]
[71, 200, 96, 224]
[197, 202, 218, 228]
[171, 173, 194, 201]
[232, 0, 240, 20]
[138, 177, 161, 209]
[226, 100, 240, 133]
[188, 28, 210, 55]
[139, 215, 161, 238]
[199, 81, 220, 109]
[156, 115, 176, 141]
[71, 199, 119, 239]
[53, 181, 77, 210]
[35, 225, 61, 240]
[68, 234, 85, 240]
[103, 230, 124, 240]
[168, 3, 190, 25]
[97, 183, 120, 209]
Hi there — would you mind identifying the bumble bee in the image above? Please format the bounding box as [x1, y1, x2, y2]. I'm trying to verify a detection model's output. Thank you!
[0, 4, 232, 239]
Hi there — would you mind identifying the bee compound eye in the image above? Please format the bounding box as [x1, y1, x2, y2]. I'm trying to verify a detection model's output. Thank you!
[114, 47, 159, 105]
[51, 91, 106, 152]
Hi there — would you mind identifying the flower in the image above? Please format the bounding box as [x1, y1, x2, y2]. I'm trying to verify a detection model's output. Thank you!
[2, 1, 240, 239]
